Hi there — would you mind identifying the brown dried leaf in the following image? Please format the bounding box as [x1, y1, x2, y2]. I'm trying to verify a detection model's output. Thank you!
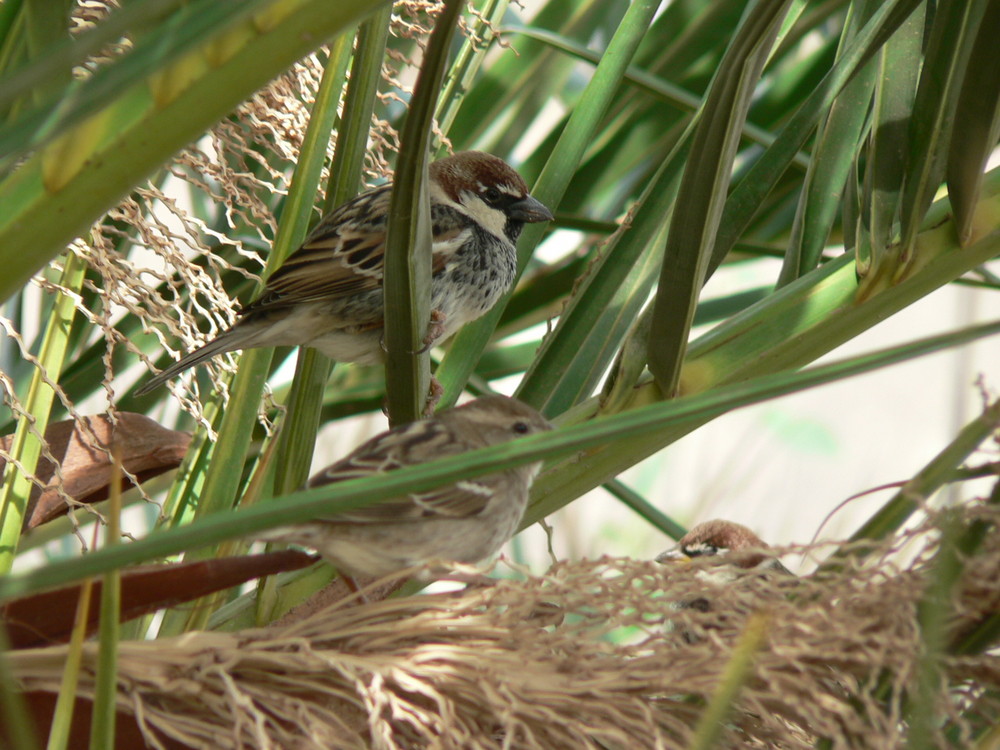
[2, 550, 318, 649]
[0, 412, 190, 530]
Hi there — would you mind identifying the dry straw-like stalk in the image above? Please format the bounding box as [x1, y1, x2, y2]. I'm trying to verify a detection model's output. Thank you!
[10, 506, 1000, 749]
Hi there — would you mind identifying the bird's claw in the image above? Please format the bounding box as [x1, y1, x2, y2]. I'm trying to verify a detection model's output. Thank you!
[379, 310, 446, 356]
[378, 377, 444, 418]
[416, 309, 447, 355]
[423, 377, 443, 417]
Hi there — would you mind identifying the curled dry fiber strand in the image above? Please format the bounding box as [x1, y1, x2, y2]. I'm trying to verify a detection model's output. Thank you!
[9, 512, 1000, 750]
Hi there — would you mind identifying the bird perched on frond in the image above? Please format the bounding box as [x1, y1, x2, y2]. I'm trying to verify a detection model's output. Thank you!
[136, 152, 552, 395]
[260, 394, 552, 579]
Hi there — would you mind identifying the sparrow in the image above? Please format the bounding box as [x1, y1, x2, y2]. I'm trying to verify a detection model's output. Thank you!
[656, 520, 793, 641]
[135, 152, 553, 395]
[657, 519, 794, 581]
[259, 394, 552, 579]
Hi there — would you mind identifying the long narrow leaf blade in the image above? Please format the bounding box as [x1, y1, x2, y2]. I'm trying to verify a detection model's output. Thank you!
[383, 0, 463, 425]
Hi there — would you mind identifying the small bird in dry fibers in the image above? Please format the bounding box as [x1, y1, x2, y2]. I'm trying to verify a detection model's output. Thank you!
[259, 394, 552, 579]
[657, 519, 793, 583]
[656, 519, 793, 585]
[135, 152, 553, 395]
[656, 521, 793, 641]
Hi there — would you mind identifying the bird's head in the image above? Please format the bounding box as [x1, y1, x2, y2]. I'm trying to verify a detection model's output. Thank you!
[430, 151, 553, 244]
[657, 519, 792, 576]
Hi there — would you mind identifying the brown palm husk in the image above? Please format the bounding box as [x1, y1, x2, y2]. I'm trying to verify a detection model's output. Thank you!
[8, 505, 1000, 750]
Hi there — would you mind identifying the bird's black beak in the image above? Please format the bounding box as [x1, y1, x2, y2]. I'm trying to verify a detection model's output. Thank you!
[508, 194, 554, 223]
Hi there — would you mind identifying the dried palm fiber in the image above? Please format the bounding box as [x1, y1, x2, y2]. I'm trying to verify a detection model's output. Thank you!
[8, 503, 1000, 750]
[1, 0, 447, 548]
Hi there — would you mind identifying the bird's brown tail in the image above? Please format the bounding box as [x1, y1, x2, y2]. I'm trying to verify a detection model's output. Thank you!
[133, 328, 250, 396]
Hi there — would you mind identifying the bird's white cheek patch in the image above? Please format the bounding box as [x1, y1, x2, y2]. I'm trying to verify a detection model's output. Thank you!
[462, 194, 508, 239]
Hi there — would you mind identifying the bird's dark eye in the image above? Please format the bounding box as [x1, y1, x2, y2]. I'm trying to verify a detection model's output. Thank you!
[483, 186, 502, 204]
[684, 543, 718, 558]
[512, 421, 530, 434]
